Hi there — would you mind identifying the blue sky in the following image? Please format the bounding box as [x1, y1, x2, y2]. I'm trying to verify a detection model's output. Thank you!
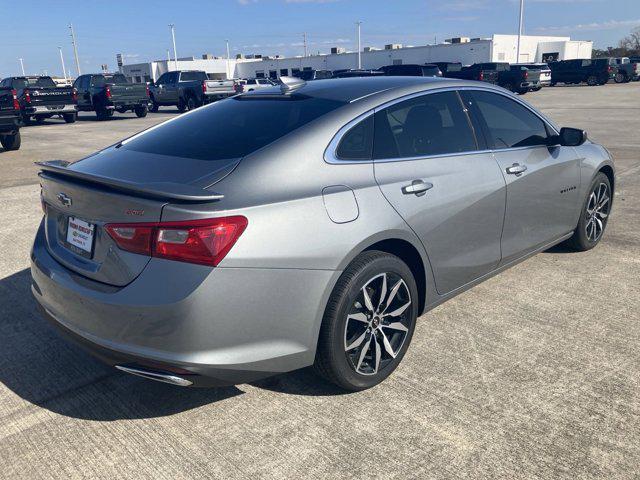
[0, 0, 637, 77]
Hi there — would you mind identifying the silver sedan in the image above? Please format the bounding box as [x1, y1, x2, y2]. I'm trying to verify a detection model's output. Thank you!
[31, 76, 614, 390]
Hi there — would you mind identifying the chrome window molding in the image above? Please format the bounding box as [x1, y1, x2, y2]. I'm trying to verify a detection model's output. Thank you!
[324, 84, 560, 166]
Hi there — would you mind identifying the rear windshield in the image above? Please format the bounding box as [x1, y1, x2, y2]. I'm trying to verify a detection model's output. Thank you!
[15, 77, 56, 88]
[122, 94, 346, 160]
[104, 74, 128, 84]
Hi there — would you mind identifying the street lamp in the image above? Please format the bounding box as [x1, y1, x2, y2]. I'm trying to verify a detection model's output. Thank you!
[169, 24, 178, 71]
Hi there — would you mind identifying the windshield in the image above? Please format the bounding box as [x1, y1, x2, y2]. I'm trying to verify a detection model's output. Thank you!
[122, 94, 346, 160]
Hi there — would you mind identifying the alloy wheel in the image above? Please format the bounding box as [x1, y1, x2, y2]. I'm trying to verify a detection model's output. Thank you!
[344, 272, 412, 376]
[585, 182, 610, 242]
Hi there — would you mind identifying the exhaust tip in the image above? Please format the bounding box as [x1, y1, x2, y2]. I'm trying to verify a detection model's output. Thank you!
[115, 365, 193, 387]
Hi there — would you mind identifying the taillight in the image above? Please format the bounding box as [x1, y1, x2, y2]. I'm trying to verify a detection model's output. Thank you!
[608, 66, 612, 73]
[105, 216, 248, 267]
[11, 89, 19, 110]
[478, 71, 484, 81]
[72, 88, 78, 102]
[202, 81, 207, 94]
[234, 83, 244, 93]
[634, 64, 638, 71]
[523, 70, 528, 80]
[24, 89, 31, 103]
[145, 84, 150, 97]
[105, 85, 112, 99]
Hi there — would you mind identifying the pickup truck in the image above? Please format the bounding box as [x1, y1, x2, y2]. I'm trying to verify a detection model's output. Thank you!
[233, 77, 276, 93]
[548, 59, 615, 86]
[0, 87, 21, 151]
[434, 62, 500, 84]
[73, 73, 149, 120]
[149, 70, 235, 112]
[377, 64, 442, 77]
[608, 57, 639, 83]
[0, 76, 77, 124]
[514, 63, 551, 90]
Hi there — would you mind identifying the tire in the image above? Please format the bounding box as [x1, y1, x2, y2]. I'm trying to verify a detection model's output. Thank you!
[186, 96, 197, 111]
[314, 251, 419, 391]
[502, 82, 514, 92]
[149, 96, 159, 112]
[134, 105, 148, 118]
[177, 98, 187, 113]
[563, 172, 612, 252]
[96, 108, 113, 120]
[614, 72, 626, 84]
[0, 130, 21, 151]
[586, 75, 598, 86]
[63, 113, 77, 123]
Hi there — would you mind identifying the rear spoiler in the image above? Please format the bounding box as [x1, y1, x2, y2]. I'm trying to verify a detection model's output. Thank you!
[36, 160, 224, 202]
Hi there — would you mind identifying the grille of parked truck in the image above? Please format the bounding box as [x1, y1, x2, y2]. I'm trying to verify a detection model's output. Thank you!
[0, 87, 21, 151]
[0, 76, 77, 124]
[73, 73, 149, 120]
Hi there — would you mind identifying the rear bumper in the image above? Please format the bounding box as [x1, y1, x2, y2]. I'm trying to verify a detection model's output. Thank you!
[30, 222, 337, 386]
[105, 99, 149, 109]
[25, 104, 77, 115]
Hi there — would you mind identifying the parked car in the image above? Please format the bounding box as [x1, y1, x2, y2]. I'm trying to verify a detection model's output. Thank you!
[0, 76, 77, 124]
[607, 57, 639, 83]
[234, 77, 276, 93]
[0, 87, 21, 151]
[332, 69, 385, 78]
[435, 62, 500, 84]
[150, 71, 235, 112]
[377, 64, 442, 77]
[514, 63, 552, 90]
[295, 70, 333, 81]
[73, 73, 149, 120]
[548, 59, 615, 86]
[498, 65, 541, 94]
[32, 77, 614, 391]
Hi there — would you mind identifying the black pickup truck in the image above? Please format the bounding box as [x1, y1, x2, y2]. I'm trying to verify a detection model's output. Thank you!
[0, 76, 77, 124]
[548, 59, 615, 86]
[149, 70, 231, 112]
[481, 63, 542, 94]
[73, 73, 149, 120]
[434, 62, 500, 84]
[377, 64, 442, 77]
[0, 87, 21, 151]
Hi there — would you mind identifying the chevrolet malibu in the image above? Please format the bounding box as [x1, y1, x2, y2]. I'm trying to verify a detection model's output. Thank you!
[31, 77, 614, 391]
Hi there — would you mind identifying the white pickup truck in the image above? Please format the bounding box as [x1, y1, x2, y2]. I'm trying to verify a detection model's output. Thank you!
[203, 79, 237, 101]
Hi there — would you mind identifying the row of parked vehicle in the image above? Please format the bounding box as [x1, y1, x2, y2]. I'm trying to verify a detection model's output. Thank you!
[292, 57, 640, 92]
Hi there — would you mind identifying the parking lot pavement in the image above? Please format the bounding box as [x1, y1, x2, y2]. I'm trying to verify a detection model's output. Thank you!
[0, 85, 639, 479]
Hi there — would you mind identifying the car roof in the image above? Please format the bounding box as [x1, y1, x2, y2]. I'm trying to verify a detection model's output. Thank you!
[241, 76, 488, 103]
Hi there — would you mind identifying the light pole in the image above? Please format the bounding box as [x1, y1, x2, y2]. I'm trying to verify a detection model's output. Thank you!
[226, 39, 231, 79]
[69, 23, 81, 76]
[18, 58, 25, 75]
[58, 47, 67, 81]
[355, 21, 362, 69]
[169, 24, 178, 71]
[303, 32, 308, 57]
[516, 0, 524, 62]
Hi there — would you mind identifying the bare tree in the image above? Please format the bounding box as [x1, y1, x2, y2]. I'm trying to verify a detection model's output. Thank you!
[618, 26, 640, 54]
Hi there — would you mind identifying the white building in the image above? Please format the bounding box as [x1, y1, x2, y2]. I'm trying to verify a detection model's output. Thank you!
[120, 34, 593, 83]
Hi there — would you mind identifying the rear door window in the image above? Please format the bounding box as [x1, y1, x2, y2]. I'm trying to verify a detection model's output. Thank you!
[336, 116, 374, 160]
[467, 90, 550, 149]
[373, 91, 477, 159]
[180, 71, 201, 81]
[123, 95, 346, 160]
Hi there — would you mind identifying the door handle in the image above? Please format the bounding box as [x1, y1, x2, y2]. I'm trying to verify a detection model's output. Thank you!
[506, 163, 527, 176]
[402, 180, 433, 196]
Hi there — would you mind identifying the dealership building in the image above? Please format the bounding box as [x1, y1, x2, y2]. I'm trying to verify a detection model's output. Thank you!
[120, 34, 593, 83]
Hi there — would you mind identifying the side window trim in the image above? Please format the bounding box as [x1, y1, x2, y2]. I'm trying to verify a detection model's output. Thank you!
[325, 86, 558, 165]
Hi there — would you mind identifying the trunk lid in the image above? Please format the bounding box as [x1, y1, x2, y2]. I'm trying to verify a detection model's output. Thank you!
[108, 83, 148, 103]
[40, 172, 166, 287]
[27, 86, 74, 108]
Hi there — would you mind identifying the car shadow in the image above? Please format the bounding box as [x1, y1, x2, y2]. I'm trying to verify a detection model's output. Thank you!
[544, 243, 576, 254]
[0, 268, 243, 421]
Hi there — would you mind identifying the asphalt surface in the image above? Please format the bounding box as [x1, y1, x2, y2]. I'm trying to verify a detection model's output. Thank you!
[0, 86, 639, 479]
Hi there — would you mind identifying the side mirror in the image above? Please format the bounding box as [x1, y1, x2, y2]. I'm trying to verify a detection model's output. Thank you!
[559, 127, 587, 146]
